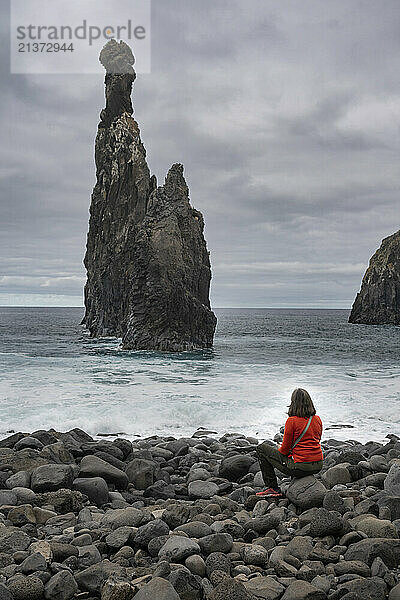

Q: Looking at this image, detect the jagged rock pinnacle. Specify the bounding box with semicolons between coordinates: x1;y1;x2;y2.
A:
82;41;217;351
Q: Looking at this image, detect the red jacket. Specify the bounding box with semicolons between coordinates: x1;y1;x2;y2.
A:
278;415;323;463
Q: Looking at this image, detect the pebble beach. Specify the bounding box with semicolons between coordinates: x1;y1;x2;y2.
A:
0;426;399;600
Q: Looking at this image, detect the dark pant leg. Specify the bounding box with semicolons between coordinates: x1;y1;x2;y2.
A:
288;459;323;479
256;442;293;488
257;443;323;488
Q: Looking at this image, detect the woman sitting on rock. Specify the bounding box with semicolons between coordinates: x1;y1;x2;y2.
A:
256;388;323;498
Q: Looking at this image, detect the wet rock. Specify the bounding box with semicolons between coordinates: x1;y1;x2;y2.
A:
0;433;25;449
40;442;73;465
9;449;49;473
14;437;43;451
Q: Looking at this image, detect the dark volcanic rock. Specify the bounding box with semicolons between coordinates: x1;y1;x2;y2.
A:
1;425;400;600
349;230;400;325
82;39;216;351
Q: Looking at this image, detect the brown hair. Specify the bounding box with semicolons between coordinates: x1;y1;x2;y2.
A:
288;388;316;418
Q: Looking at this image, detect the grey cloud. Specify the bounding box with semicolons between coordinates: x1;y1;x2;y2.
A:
1;0;399;307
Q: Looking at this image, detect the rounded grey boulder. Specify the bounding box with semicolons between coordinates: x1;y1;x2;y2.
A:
158;536;200;562
44;571;78;600
125;458;158;489
198;533;233;555
384;464;400;496
79;455;128;489
31;464;74;493
219;455;255;482
281;580;327;599
188;480;219;499
134;519;170;549
73;476;109;506
286;476;326;509
133;577;180;600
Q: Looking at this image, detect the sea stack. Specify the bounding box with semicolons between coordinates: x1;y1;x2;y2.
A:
349;230;400;325
82;40;216;350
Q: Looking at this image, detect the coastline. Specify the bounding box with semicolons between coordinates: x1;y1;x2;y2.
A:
2;308;400;448
0;426;399;599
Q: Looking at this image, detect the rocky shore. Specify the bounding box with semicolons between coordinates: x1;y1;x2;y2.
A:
0;428;399;600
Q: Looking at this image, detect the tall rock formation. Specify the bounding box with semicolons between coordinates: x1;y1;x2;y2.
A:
349;230;400;325
82;40;216;350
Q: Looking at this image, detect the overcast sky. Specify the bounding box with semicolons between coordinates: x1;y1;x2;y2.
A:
1;0;399;308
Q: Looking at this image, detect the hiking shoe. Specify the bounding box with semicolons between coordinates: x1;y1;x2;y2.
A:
256;487;282;498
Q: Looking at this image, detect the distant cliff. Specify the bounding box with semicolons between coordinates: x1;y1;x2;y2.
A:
349;230;400;325
82;40;216;351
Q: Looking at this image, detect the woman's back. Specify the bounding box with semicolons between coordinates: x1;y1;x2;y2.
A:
279;415;323;463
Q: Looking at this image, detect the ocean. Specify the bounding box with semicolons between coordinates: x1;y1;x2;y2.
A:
0;307;399;443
